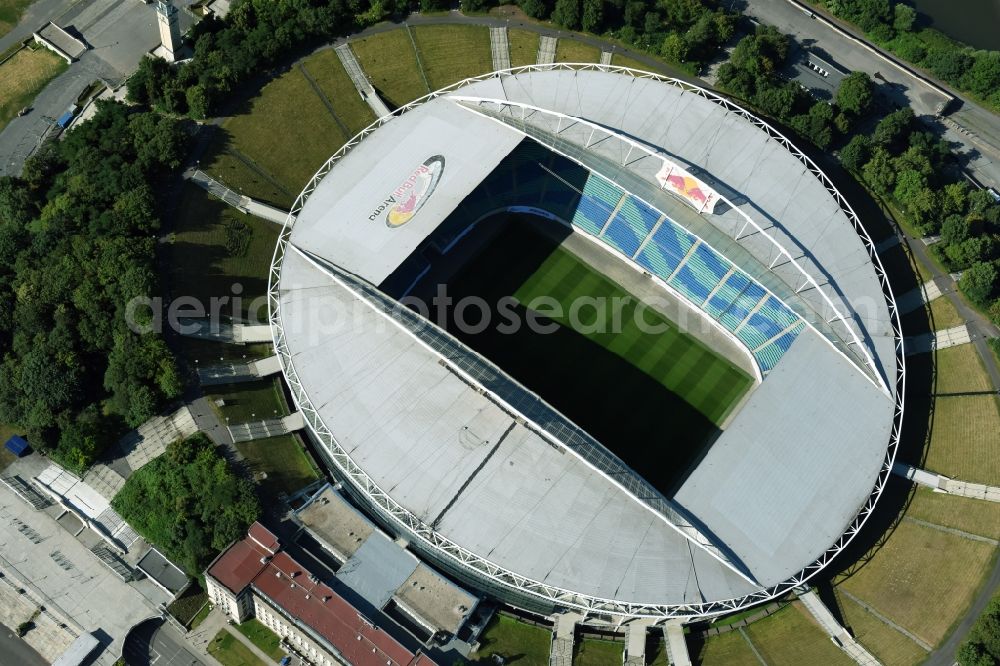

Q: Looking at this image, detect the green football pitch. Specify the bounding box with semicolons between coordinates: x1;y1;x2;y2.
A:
515;247;753;426
429;215;754;493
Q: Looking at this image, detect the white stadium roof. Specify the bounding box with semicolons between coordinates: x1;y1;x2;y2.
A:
271;66;904;618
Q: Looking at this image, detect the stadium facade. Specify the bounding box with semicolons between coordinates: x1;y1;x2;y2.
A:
268;65;905;620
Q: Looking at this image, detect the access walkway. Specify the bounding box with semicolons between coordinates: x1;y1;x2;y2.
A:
894;462;1000;502
184;168;290;224
549;612;580;666
335;43;392;118
537;35;557;64
904;324;972;354
228;412;304;443
624;619;655;666
197;355;282;386
663;621;691;666
798;590;881;665
896;279;945;315
490;27;510;70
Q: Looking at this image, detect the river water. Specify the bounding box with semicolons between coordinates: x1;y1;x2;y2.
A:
910;0;1000;51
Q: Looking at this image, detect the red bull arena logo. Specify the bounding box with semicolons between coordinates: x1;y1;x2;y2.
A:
370;155;446;228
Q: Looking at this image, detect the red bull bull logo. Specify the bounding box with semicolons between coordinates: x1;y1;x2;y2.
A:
369;156;445;228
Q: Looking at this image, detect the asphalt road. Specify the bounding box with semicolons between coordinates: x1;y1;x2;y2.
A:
121;619;205;666
743;0;1000;189
0;622;48;666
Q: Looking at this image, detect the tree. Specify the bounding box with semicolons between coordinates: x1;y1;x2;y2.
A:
893;169;928;206
839;134;872;172
959;261;1000;307
925;48;974;84
946;236;1000;269
753;82;799;120
892;3;916;32
552;0;581;29
518;0;552;18
660;33;689;64
185;84;211;119
873;107;914;149
961;51;1000;99
941;214;974;246
863;146;896;196
791;102;835;149
581;0;603;33
836;71;873;116
959;598;1000;665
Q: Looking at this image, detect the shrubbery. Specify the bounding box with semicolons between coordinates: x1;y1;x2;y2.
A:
112;433;260;574
0;101;187;471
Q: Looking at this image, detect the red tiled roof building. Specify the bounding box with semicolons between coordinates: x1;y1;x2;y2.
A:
205;522;438;666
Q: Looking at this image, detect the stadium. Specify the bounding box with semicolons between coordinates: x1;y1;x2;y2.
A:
267;64;905;620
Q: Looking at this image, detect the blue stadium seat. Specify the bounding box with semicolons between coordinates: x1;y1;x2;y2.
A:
571;175;624;234
601;197;661;257
754;322;805;372
667;244;729;305
635;219;695;280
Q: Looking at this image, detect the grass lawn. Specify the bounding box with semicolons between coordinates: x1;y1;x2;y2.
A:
235;435;318;499
472;615;550;665
690;630;760;666
0;46;67;132
836;519;996;647
208;629;267;666
508;28;539;67
412;25;494;90
934;344;993;395
167;183;278;322
923;393;1000;485
216;67;344;198
907;486;1000;540
572;638;622;666
836;591;928;666
351;30;429;108
743;602;853;666
203;149;295;209
902;294;964;334
0;0;31;37
177;338;274;366
300;48;377;134
207;376;287;424
514;246;753;425
927;297;965;331
611;51;691;78
235;619;286;661
554;38;601;63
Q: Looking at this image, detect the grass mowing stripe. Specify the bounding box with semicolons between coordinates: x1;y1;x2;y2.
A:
514;245;751;425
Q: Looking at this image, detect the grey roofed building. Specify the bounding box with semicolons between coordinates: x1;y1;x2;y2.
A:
270;66;903;618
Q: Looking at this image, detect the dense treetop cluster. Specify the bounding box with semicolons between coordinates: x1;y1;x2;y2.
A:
0;101;187;471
